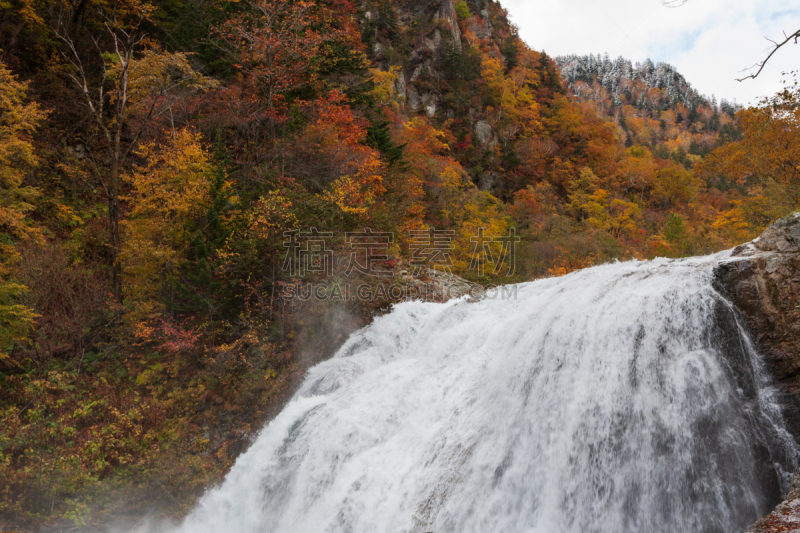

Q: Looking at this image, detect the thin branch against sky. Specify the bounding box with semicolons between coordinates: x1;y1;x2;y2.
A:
502;0;800;104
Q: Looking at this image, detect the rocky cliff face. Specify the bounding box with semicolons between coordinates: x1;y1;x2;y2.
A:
715;213;800;435
713;212;800;532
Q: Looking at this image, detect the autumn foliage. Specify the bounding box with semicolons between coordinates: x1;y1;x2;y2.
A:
0;0;798;528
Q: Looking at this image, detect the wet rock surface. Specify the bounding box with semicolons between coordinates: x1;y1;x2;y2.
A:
714;213;800;532
715;213;800;436
747;470;800;533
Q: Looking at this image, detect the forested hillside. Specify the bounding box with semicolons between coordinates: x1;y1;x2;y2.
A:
1;0;798;528
556;54;743;156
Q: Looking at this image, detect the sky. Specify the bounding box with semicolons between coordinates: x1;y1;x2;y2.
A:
500;0;800;106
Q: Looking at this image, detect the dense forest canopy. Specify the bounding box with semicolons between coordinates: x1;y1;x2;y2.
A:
0;0;798;528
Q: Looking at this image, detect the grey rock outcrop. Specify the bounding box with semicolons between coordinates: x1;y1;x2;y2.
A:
474;120;499;149
393;260;481;302
467;8;492;38
394;70;407;102
434;0;462;51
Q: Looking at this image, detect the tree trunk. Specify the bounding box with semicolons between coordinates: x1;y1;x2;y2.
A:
109;154;122;303
269;233;276;319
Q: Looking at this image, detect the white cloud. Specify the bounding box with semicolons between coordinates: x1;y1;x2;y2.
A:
501;0;800;105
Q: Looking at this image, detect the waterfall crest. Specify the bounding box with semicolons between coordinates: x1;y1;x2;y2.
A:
170;253;798;533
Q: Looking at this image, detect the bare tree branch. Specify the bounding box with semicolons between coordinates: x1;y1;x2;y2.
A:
661;1;797;82
737;30;800;82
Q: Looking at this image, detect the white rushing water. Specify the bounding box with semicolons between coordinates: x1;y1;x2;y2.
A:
168;253;798;533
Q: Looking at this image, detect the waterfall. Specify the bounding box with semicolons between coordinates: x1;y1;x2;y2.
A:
168;253;798;533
